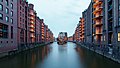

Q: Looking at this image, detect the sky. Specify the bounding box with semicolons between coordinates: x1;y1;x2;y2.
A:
28;0;91;37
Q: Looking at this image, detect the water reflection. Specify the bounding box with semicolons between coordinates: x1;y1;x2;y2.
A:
58;45;67;52
75;45;120;68
0;45;51;68
36;42;82;68
0;42;120;68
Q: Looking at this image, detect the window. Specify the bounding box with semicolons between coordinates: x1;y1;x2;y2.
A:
11;11;13;16
119;17;120;26
20;17;21;21
22;8;24;12
104;35;105;41
0;23;8;38
23;19;24;23
0;13;3;20
20;6;21;10
11;18;13;24
0;31;2;38
0;4;3;11
20;0;22;4
6;16;9;22
11;3;13;9
6;8;9;14
11;26;13;39
20;12;21;16
118;33;120;41
5;0;9;6
119;4;120;10
11;0;13;2
22;14;24;17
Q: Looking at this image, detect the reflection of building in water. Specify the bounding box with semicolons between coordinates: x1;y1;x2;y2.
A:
75;46;85;62
58;45;67;52
41;46;50;61
31;53;36;68
29;46;51;66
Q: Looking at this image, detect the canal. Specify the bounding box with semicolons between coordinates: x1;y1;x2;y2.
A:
0;42;120;68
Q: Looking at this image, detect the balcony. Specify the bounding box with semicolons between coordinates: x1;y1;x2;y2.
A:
94;0;103;2
30;29;35;32
82;29;85;31
82;24;84;26
96;32;102;35
41;26;44;29
94;23;103;27
29;25;35;28
82;32;85;34
93;15;103;20
30;34;35;38
30;17;35;21
30;21;35;24
30;14;35;17
82;33;84;35
80;28;82;30
93;1;103;8
83;25;85;27
93;7;103;14
29;12;35;16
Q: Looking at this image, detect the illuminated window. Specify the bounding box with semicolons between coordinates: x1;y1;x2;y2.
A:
0;4;3;11
119;5;120;10
11;18;13;24
118;33;120;41
11;11;13;16
5;0;9;6
0;13;3;20
6;8;9;14
6;16;9;22
11;3;13;9
104;35;105;41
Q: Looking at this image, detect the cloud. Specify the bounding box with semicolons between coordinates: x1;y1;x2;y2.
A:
28;0;91;37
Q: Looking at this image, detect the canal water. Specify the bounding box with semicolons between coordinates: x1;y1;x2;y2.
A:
0;42;120;68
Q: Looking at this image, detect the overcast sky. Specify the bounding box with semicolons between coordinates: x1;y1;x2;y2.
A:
28;0;91;37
